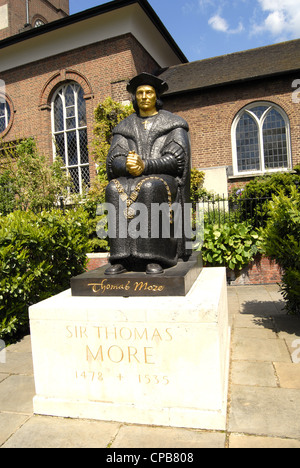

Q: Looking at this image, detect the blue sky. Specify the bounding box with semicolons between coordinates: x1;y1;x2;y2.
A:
70;0;300;62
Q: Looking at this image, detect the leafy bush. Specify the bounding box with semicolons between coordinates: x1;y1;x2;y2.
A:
0;170;16;215
263;187;300;314
202;222;263;271
92;97;134;190
0;209;90;342
190;168;205;205
0;138;71;214
236;172;300;227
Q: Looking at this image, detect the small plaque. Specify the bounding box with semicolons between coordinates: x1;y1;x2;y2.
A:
71;253;203;297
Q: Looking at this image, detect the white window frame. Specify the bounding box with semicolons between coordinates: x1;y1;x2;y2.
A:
0;98;10;135
231;102;292;176
51;82;90;195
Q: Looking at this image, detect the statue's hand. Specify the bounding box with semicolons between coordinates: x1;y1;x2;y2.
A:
126;151;145;177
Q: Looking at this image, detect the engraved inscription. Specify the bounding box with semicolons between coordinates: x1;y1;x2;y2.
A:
66;324;173;386
87;279;165;294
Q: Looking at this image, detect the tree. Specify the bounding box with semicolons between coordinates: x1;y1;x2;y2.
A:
92;97;134;201
0;138;71;213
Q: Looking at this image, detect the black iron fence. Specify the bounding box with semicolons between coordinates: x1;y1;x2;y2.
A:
196;195;273;228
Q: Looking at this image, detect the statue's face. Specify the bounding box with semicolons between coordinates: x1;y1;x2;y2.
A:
136;85;157;113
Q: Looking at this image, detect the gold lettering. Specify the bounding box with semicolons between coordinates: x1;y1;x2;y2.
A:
134;328;148;341
66;326;73;338
134;281;147;291
151;328;162;341
133;281;165;292
165;328;173;341
120;327;132;340
88;280;132;294
105;327;118;340
80;327;88;338
144;347;155;364
128;346;140;363
107;345;124;363
93;326;102;338
86;345;103;362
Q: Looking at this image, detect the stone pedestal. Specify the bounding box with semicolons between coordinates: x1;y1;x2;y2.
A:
29;267;230;430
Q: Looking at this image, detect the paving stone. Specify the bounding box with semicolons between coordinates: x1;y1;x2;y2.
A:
231;361;277;387
274;363;300;389
232;336;290;362
274;316;300;340
0;413;30;446
234;314;275;330
229;433;300;448
6;336;32;354
0;375;35;414
240;302;280;317
1;285;300;448
111;425;226;448
233;327;277;340
1;415;121;448
0;374;9;384
0;351;33;375
229;385;300;439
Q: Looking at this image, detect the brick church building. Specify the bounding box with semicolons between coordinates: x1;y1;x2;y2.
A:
0;0;299;197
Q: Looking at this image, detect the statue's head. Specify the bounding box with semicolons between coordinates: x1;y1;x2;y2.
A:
127;73;168;115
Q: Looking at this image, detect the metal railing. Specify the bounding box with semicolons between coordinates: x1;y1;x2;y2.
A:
196;195;273;228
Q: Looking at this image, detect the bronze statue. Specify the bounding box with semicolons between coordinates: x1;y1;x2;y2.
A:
105;73;191;275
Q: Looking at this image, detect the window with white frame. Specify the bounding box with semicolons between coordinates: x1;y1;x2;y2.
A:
52;83;90;194
0;98;11;135
232;102;291;175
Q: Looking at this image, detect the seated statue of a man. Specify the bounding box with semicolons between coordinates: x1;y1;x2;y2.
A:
105;72;191;276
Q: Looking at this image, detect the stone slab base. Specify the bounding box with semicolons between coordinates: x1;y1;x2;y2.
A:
29;267;230;430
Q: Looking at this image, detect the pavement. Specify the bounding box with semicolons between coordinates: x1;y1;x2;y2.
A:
1;284;300;448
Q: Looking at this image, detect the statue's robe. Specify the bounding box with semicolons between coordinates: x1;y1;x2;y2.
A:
106;110;191;270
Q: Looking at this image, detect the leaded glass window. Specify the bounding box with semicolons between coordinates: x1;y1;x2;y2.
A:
232;103;291;175
52;83;90;194
0;99;11;135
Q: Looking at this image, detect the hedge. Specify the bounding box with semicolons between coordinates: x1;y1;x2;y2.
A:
263;186;300;314
0;209;90;342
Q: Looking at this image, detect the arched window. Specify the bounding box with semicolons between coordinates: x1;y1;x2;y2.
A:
0;98;11;135
34;19;45;27
232;103;291;175
52;83;90;194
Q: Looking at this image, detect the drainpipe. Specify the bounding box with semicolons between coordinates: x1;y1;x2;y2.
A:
25;0;30;26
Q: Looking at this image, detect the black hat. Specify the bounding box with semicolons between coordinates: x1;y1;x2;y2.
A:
127;72;168;95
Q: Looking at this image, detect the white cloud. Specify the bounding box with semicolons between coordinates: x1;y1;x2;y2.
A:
208;14;244;34
208;14;228;32
253;0;300;38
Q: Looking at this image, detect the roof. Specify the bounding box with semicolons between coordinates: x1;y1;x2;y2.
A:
158;39;300;95
0;0;188;72
0;0;187;63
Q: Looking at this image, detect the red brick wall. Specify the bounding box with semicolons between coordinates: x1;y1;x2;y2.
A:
227;255;282;286
0;33;159;182
163;73;300;172
86;254;109;271
0;0;69;41
85;252;282;286
1;26;299;185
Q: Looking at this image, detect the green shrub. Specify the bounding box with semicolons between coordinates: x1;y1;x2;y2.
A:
236;172;300;227
0;138;71;214
202;222;263;271
92;97;134;190
0;209;90;342
0;170;16;215
263;186;300;314
190;169;205;205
